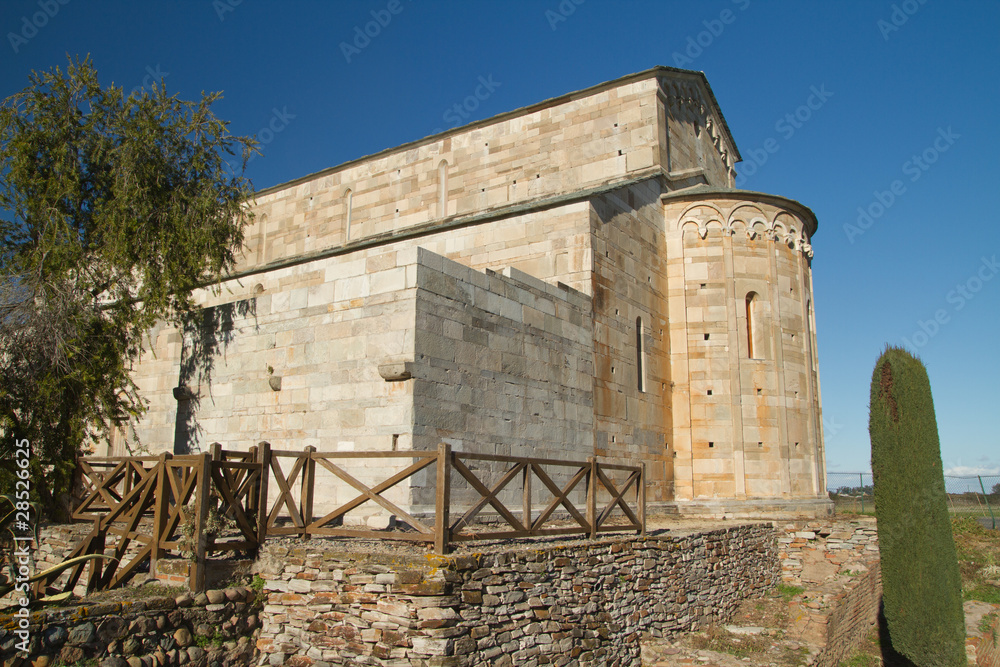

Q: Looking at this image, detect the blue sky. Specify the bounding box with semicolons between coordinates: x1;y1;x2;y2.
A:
2;0;997;477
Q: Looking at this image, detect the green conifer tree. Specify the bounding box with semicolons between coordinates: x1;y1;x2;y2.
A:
869;346;965;666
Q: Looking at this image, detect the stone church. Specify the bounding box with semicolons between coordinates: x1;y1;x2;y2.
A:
126;66;831;518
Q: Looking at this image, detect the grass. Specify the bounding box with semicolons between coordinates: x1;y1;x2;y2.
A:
195;631;225;649
776;583;804;600
689;627;771;659
952;516;1000;604
835;517;1000;666
980;612;998;644
838;621;883;667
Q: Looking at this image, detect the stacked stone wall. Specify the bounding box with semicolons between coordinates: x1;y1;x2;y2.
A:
0;586;261;667
254;524;777;666
778;519;882;667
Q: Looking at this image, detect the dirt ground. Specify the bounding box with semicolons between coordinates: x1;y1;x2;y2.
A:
642;515;1000;667
641;586;817;667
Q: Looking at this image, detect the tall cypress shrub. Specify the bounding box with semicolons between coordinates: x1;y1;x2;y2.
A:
869;346;965;666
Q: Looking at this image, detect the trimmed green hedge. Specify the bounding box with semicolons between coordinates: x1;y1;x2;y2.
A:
869;346;965;666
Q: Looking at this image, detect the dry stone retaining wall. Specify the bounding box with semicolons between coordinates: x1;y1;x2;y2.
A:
778;519;882;667
0;586;261;667
253;524;777;666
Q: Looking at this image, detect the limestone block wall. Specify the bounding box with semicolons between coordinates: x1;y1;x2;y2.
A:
660;75;739;187
120;66;831;517
409;249;595;510
663;190;825;510
589;179;674;502
132;249;419;460
237;68;737;275
130;198;592;449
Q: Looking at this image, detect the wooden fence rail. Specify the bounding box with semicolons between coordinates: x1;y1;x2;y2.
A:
54;443;644;594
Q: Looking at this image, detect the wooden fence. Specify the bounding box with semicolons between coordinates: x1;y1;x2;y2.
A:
47;443;644;593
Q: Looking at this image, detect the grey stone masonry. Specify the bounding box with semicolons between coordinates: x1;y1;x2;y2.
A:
253;524;777;666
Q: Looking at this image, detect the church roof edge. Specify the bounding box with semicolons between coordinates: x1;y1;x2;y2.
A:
254;66;740;198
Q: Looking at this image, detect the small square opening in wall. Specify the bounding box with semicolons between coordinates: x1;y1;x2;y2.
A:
700;283;707;289
708;442;714;448
756;388;762;395
707;390;713;396
758;442;763;448
794;442;800;449
612;435;617;443
704;334;710;340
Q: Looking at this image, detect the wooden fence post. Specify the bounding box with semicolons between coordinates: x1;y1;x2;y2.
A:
190;451;212;592
151;453;171;578
210;442;222;462
256;442;271;546
301;446;316;539
434;443;451;554
247;445;259;524
638;462;646;536
587;457;597;539
522;462;532;533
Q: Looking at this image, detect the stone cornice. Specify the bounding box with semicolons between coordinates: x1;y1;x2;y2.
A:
660;186;819;238
253;66;738;199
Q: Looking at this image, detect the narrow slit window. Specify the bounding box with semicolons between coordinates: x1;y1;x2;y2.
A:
636;316;646;393
437;160;449;218
344;189;353;242
746;291;758;359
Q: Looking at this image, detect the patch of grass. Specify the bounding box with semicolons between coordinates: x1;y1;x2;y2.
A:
980;612;998;642
776;583;805;600
195;629;225;649
965;583;1000;604
690;627;771;659
837;626;883;667
952;516;1000;605
251;573;267;603
839;654;879;667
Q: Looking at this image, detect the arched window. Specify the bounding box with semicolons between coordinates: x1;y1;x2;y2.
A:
746;292;758;359
437;160;449;218
344;188;353;241
636;316;646;393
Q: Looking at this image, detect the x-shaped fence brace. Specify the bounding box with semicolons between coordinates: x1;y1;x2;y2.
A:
73;456;159;521
62;443;644;593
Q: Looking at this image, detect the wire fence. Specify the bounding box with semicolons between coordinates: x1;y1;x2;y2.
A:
827;472;1000;528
